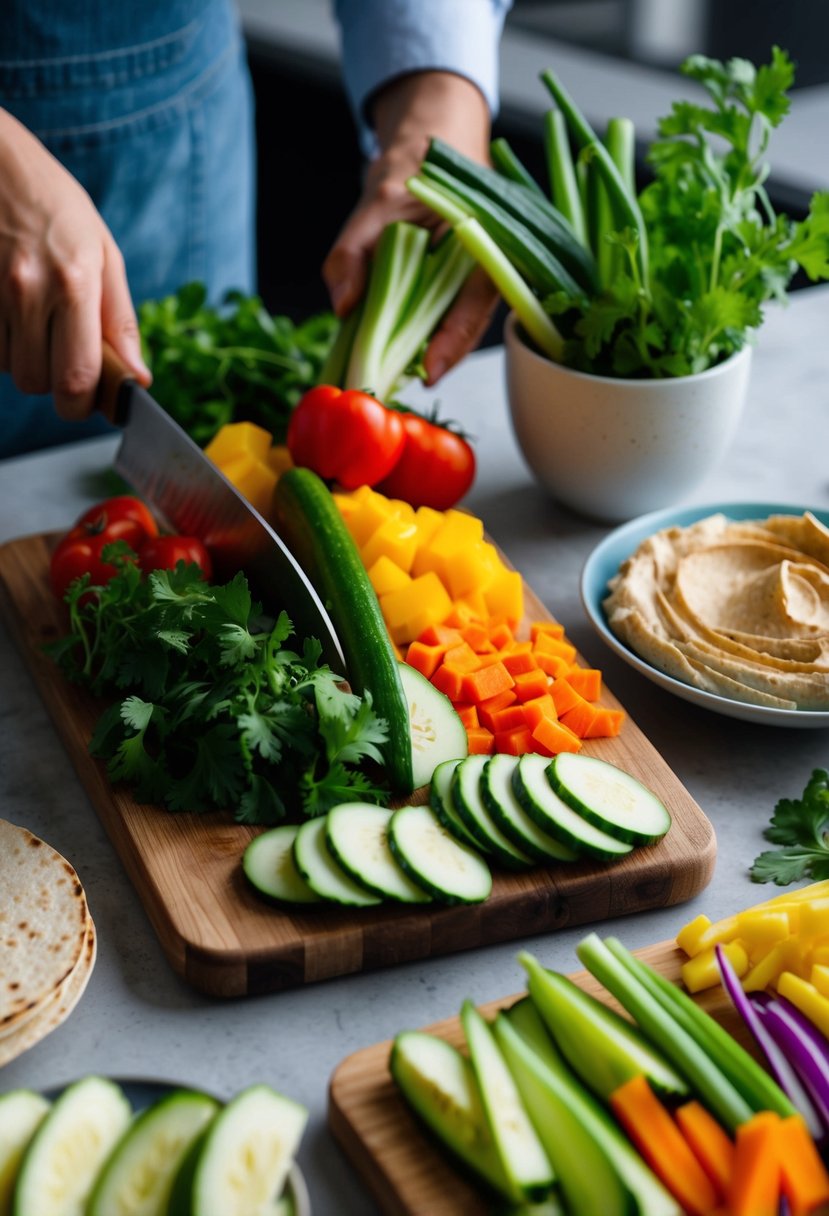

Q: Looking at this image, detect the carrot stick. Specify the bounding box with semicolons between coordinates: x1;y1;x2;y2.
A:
675;1100;734;1199
777;1114;829;1216
729;1111;781;1216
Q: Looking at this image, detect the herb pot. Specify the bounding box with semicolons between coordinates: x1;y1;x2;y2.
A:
504;312;753;524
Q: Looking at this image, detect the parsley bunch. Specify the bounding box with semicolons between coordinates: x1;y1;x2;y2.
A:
750;769;829;885
48;547;389;823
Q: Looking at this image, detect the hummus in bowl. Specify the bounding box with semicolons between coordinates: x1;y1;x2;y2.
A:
604;511;829;711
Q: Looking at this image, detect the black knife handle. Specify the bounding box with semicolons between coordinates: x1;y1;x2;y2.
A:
95;342;136;427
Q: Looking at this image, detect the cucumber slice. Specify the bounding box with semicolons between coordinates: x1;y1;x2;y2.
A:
453;756;535;869
461;1001;554;1203
86;1089;219;1216
398;662;468;790
12;1075;131;1216
389;804;492;905
550;754;672;846
514;755;633;862
482;755;578;863
0;1090;50;1216
390;1031;514;1200
170;1085;307;1216
430;759;481;851
293;817;381;907
325;803;431;903
243;826;321;906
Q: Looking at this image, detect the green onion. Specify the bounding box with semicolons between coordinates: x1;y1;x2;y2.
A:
490;137;544;196
543;110;587;247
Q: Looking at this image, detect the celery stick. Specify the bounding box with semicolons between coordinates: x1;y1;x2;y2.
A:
543;110;587;247
318;299;363;387
595;119;636;286
406;175;470;228
490;138;544;196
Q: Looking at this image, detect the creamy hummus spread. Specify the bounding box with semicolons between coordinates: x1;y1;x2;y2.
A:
603;512;829;710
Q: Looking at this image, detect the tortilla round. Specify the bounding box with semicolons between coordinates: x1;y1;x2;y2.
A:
0;821;89;1037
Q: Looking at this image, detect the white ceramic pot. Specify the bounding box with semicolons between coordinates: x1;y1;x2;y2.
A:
504;312;753;523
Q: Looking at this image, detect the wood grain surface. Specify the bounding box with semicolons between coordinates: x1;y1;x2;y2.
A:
0;532;716;998
328;941;752;1216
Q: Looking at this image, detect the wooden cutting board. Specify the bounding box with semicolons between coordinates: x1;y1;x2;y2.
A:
0;531;715;998
328;941;751;1216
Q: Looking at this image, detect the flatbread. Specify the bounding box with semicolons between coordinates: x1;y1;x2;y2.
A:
0;821;89;1037
0;916;96;1068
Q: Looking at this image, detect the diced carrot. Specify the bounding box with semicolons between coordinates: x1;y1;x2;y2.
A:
504;640;534;655
460;662;514;705
419;624;462;647
467;726;495;755
443;603;479;628
674;1101;734;1199
533;633;577;664
431;664;465;701
476;689;517;723
531;716;582;755
476;651;513;668
443;641;482;673
565;667;602;701
610;1077;718;1216
530;620;566;642
560;700;600;739
550;676;582;716
512;668;551;703
501;650;539;677
777;1114;829;1216
522;694;557;731
484;705;528;735
534;652;573;679
405;641;446;680
460;622;494;652
489;622;515;650
455;703;479;729
494;726;536;756
729;1112;781;1216
584;707;626;738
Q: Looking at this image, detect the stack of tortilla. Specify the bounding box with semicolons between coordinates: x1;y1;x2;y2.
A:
0;820;96;1067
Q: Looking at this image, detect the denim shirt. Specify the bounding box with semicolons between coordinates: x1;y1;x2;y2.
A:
0;0;255;457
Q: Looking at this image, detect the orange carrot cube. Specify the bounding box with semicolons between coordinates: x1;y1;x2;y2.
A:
406;641;446;680
531;716;582;755
466;726;495;755
494;726;536;755
512;669;551;703
460;662;514;705
530;620;566;642
565;667;602;701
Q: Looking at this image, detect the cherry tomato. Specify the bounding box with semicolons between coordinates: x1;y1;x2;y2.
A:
50;534;131;600
137;535;213;579
65;495;158;550
375;412;476;510
286;385;405;489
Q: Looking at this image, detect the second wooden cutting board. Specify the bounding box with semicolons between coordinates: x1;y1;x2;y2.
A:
0;531;716;998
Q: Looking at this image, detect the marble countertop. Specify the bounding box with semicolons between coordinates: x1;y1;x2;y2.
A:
1;286;829;1215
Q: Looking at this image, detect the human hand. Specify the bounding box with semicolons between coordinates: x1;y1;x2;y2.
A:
0;109;150;420
323;72;499;386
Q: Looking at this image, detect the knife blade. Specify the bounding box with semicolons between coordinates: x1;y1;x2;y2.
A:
97;344;345;671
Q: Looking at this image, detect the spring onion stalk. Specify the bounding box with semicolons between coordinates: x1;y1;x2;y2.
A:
603;937;795;1121
344;221;429;392
318;298;363;386
543;109;587;246
541;69;649;284
595;118;637;287
490;137;544;196
576;934;754;1132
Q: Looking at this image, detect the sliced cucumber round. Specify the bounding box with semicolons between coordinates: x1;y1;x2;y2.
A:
514;755;633;862
12;1075;131;1216
293;817;382;907
550;753;672;846
482;754;578;864
388;804;492;905
398;662;468;790
243;826;322;906
325;803;432;903
168;1085;307;1216
0;1090;50;1216
430;759;481;852
86;1089;219;1216
452;756;535;869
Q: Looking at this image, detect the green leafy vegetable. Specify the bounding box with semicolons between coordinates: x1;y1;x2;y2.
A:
750;769;829;885
48;548;389;823
138;283;338;446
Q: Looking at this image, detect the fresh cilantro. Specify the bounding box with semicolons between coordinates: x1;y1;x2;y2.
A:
47;557;391;824
750;769;829;885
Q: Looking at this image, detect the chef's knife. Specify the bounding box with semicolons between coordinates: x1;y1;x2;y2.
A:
96;344;345;671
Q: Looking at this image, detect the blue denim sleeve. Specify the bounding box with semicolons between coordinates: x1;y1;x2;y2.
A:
333;0;512;152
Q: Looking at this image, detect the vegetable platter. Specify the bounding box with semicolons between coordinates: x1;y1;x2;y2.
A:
327;940;762;1216
0;529;715;998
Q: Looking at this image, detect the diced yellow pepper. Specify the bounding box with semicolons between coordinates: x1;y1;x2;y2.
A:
204;420;273;465
777;971;829;1039
411;511;484;582
367;555;411;597
676;915;713;957
483;568;524;628
742;940;802;992
683;914;741;958
811;963;829;999
810;942;829;968
385;497;416;524
217;453;278;519
797;898;829;939
361;517;419;573
681;940;748;994
735;909;793;958
333;492;359;523
413;506;444;553
340;486;391;546
454;588;489;623
265;444;293;476
443;540;500;600
380;572;453;646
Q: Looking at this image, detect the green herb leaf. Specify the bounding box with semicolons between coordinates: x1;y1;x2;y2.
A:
750;769;829;884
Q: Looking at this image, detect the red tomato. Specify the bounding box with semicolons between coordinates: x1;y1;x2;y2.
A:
66;495;158;550
137;535;213;579
286;385;405;489
50;534;130;599
376;412;476;510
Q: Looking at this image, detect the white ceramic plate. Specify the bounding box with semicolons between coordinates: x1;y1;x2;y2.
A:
580;500;829;728
41;1078;311;1215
